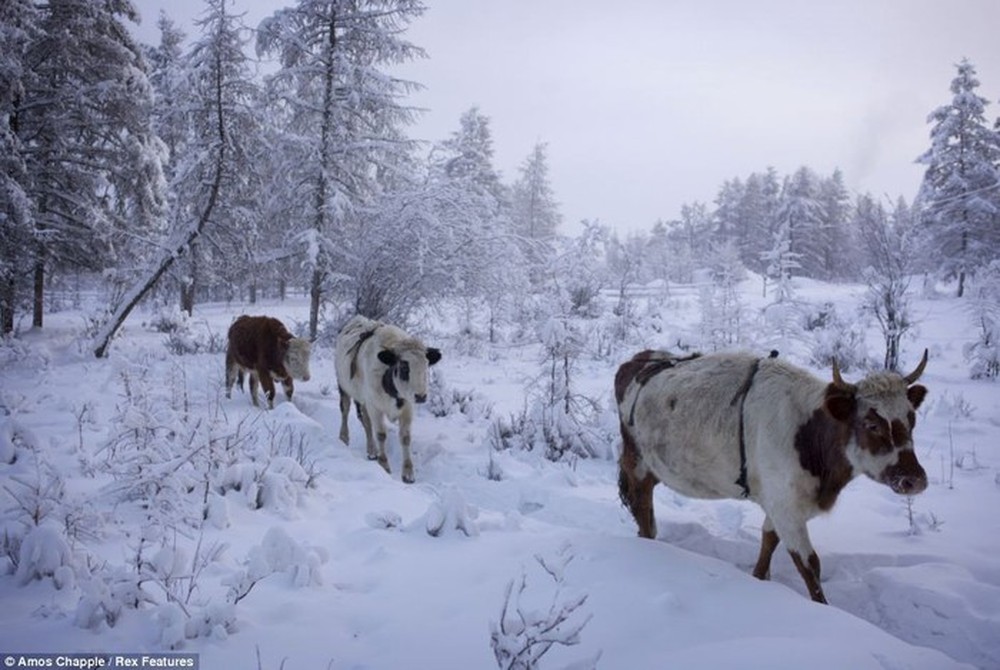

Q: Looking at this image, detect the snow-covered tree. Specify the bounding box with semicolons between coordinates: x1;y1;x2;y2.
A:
257;0;426;338
428;107;524;336
815;169;853;280
917;58;1000;297
169;0;265;314
0;0;41;333
736;168;781;273
510;142;561;285
856;194;916;371
712;177;744;249
777;167;825;278
700;240;746;350
15;0;167;330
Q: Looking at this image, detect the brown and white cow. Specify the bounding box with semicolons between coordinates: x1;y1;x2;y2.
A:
225;315;311;409
616;349;929;604
334;315;441;483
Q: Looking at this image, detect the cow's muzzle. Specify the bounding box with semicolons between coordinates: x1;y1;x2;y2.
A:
414;393;427;404
881;450;928;495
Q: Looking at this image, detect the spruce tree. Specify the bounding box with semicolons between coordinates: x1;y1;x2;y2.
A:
917;58;1000;297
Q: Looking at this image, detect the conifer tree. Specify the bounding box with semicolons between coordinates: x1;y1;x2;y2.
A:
917;58;1000;297
16;0;167;330
257;0;425;338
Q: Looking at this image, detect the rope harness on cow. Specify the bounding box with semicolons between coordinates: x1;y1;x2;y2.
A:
348;327;378;378
729;350;779;498
626;352;702;427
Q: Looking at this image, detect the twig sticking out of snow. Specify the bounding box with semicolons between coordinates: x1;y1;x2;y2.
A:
490;547;600;670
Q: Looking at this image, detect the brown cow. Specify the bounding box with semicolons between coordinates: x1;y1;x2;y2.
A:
616;348;929;604
225;315;311;409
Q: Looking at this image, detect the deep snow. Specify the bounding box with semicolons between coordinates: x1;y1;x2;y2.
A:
1;277;998;669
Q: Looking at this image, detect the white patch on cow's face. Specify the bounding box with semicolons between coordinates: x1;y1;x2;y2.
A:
844;374;927;496
285;338;312;381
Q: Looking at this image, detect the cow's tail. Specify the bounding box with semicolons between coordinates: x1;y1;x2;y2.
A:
617;420;643;508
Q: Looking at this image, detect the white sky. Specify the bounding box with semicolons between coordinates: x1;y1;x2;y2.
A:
130;0;1000;234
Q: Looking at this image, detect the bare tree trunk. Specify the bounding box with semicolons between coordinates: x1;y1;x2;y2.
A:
0;274;15;334
180;244;197;316
32;247;44;328
309;268;322;340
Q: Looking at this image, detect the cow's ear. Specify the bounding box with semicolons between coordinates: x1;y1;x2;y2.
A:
824;385;856;423
426;348;442;366
378;349;397;366
907;384;927;410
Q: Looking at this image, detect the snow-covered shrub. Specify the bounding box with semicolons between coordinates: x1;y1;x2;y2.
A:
147;306;188;333
423;486;479;538
806;302;868;372
964;261;1000;379
504;317;608;462
2;447;65;527
490;547;600;670
428;368;493;421
225;527;327;604
14;523;73;587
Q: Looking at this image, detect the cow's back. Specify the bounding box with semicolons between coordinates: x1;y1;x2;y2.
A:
334;315;381;400
228;315;290;370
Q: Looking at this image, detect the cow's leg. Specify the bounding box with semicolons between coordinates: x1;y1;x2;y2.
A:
224;353;237;399
281;376;294;402
258;369;277;409
752;517;780;580
248;371;261;407
618;425;658;539
356;402;377;460
338;387;351;445
399;403;415;484
370;408;391;474
770;514;826;604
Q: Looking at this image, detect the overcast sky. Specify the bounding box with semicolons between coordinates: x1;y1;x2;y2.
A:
130;0;1000;234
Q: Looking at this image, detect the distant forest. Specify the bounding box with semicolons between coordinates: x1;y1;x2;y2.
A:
2;1;999;360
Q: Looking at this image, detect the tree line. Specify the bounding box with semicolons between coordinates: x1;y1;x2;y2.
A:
2;1;999;359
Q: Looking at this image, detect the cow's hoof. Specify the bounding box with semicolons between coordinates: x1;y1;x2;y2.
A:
339;432;349;445
377;456;391;474
402;472;415;484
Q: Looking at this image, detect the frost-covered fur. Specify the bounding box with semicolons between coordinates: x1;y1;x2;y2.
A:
334;315;441;483
617;350;929;604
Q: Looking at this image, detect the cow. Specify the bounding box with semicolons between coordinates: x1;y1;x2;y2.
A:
615;348;929;604
225;315;312;409
334;315;441;483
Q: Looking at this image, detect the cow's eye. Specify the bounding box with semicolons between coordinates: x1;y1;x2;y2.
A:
864;421;881;433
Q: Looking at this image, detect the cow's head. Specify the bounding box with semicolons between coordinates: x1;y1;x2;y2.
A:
378;344;442;404
824;350;929;496
284;337;312;382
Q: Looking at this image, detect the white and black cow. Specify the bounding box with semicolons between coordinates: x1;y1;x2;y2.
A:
615;349;929;604
334;315;441;483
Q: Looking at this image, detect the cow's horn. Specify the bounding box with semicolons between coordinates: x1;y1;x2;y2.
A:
831;358;849;388
903;349;929;384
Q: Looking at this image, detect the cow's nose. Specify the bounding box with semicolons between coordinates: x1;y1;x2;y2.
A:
302;374;311;382
414;393;427;404
893;475;928;496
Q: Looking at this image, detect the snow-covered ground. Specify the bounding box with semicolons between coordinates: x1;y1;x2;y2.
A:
1;278;998;669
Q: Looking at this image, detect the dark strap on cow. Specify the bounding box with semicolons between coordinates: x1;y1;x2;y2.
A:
627;352;701;426
729;350;779;498
348;327;378;378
